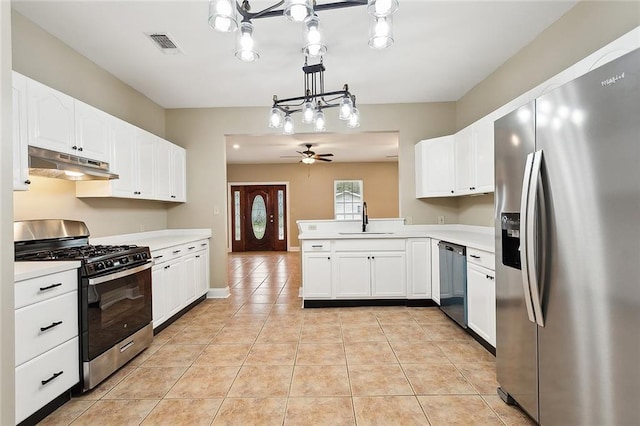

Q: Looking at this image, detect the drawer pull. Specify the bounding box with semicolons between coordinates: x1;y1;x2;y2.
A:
311;245;323;248
41;371;63;386
486;275;495;281
164;265;170;270
120;340;134;352
40;321;63;332
172;250;182;254
188;246;196;250
196;255;200;258
469;255;481;259
39;282;63;291
201;243;207;246
153;255;164;259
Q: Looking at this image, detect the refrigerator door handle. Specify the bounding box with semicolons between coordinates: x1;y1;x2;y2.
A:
519;152;537;324
527;150;545;327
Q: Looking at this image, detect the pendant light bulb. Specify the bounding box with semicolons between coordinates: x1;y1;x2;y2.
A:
347;107;360;128
283;114;294;135
369;15;394;49
303;15;327;58
235;21;259;62
284;0;313;22
339;96;353;120
314;110;326;132
302;101;315;124
367;0;398;17
208;0;238;32
269;107;283;128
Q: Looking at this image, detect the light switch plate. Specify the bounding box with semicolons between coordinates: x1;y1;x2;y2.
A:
438;216;445;224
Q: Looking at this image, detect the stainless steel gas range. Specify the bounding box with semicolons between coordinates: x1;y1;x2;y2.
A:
14;219;153;392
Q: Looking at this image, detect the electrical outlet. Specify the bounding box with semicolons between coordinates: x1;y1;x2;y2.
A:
437;216;445;225
405;216;413;225
139;224;145;232
213;206;220;215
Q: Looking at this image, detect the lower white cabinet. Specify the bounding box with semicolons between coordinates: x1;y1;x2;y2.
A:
407;238;431;298
14;265;80;424
151;239;210;329
333;249;406;298
431;239;441;305
302;253;332;299
466;249;496;347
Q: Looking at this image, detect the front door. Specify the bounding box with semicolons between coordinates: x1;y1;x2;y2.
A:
231;185;287;252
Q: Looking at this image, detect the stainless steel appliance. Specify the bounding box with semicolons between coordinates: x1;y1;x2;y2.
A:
494;48;640;425
438;241;467;328
28;146;119;181
14;219;153;392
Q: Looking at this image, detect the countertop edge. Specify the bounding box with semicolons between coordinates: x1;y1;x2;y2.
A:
91;229;212;251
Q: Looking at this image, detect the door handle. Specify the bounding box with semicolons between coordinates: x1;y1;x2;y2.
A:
527;150;545;327
520;152;537;325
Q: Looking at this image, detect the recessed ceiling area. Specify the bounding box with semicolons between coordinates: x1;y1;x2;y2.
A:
226;132;398;164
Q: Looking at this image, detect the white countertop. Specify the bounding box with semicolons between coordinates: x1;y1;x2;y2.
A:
91;228;212;252
298;223;495;252
15;261;81;282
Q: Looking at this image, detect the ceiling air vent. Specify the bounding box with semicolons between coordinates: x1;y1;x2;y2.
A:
146;33;183;55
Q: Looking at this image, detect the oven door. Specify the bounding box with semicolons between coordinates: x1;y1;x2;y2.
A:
81;262;152;361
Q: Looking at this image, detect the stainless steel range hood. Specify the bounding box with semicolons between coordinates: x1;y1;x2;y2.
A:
28;146;119;181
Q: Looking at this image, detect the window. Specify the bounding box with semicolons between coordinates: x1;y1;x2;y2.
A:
334;180;363;220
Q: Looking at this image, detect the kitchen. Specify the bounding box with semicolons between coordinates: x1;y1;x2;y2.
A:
1;1;640;425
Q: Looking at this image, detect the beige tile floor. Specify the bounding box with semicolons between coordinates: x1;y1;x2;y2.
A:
39;252;534;425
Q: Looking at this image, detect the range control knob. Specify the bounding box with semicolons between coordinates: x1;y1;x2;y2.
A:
133;253;142;261
105;259;114;268
95;262;105;271
120;257;129;264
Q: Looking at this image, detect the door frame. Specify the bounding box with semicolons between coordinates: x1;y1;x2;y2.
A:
227;181;292;252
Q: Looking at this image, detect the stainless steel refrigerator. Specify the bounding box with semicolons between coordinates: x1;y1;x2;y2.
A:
494;48;640;425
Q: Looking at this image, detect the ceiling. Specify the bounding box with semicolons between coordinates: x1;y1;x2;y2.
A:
12;0;577;163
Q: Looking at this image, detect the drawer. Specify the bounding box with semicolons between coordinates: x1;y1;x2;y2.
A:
334;239;405;252
15;269;77;309
15;291;79;366
151;245;183;264
184;239;209;254
15;337;80;424
302;240;332;252
467;248;495;270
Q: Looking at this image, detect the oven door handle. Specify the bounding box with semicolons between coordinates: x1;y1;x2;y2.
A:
88;261;153;286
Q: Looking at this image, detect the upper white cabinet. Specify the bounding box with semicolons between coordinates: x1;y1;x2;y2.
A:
27;78;75;155
74;100;112;161
454;126;474;195
171;145;187;202
109;118;137;197
134;129;156;199
455;118;495;195
154;139;187;202
415;135;455;198
12;72;30;191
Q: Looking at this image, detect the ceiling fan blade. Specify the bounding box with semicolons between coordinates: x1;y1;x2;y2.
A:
296;151;304;155
316;157;332;162
316;153;334;157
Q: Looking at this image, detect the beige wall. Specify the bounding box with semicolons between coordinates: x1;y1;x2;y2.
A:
166;103;458;289
1;2;15;423
455;1;640;226
227;162;399;247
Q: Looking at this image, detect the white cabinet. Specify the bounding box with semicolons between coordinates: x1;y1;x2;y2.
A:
109;118;137;197
415;135;455;198
155;139;187;202
334;249;406;299
135;129;156;199
14;266;79;424
303;253;333;299
27;78;75;154
12;72;30;190
74;100;111;161
466;248;496;348
431;239;441;305
151;239;211;329
455;119;494;196
407;238;431;299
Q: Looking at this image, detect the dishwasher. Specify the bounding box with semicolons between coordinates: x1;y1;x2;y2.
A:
438;241;467;328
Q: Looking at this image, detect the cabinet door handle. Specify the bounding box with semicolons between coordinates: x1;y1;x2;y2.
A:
188;246;196;250
486;275;495;280
470;186;476;190
72;146;78;150
367;256;371;260
78;147;83;152
153;255;164;259
371;256;375;260
327;257;330;260
469;254;481;259
451;190;454;194
201;243;207;247
164;265;170;270
40;321;63;332
39;282;62;291
25;179;31;185
41;371;64;386
196;255;200;258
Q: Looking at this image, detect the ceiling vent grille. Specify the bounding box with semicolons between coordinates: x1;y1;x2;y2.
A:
146;33;183;55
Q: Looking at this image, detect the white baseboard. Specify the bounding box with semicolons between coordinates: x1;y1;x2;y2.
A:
207;286;230;298
289;246;300;252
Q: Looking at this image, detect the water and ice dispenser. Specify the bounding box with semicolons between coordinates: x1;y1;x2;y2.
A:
501;213;521;270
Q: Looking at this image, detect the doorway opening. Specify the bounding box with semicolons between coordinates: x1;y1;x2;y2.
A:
230;184;287;252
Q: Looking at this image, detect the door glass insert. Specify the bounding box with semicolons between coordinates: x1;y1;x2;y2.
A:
234;191;241;241
251;195;267;240
278;190;284;240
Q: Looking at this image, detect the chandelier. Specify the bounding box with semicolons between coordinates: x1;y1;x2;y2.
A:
268;58;359;135
208;0;399;62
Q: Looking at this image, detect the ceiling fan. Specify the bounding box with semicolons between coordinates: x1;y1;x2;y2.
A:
282;144;333;164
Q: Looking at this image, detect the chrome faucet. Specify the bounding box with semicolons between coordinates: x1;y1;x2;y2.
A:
362;202;368;232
